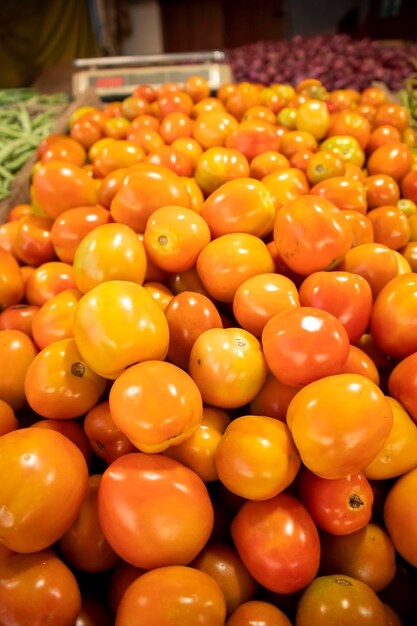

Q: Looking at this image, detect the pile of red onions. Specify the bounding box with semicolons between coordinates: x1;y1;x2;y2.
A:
227;34;417;91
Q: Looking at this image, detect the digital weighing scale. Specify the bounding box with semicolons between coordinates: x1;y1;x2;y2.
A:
72;51;234;99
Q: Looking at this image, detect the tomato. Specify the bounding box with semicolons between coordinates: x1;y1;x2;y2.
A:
342;210;374;247
337;243;398;300
231;493;320;594
249;151;290;180
367;124;402;154
25;261;76;307
93;140;145;177
115;565;226;626
197;232;274;303
172;137;204;170
367;141;412;181
298;271;373;343
233;272;299;338
0;329;38;411
319;135;365;167
40;135;87;166
31;288;82;349
200;177;275;238
249;373;299;422
0;248;24;310
73;280;169;379
297;468;373;535
370;273;417;359
127;127;165;153
193;111;239;148
164;291;223;370
287;374;393;479
262;167;309;211
50;205;112;264
310;176;367;214
0;399;18;436
189;327;267;409
163;406;230;483
339;344;380;385
13;214;56;265
25;338;106;419
280;131;318;158
98;453;214;568
110;163;191;233
70;117;102;149
0;427;88;552
388;351;417;424
306;150;345;185
0;303;38;338
215;414;300;500
274;195;352;275
31;161;97;219
121;96;150;120
143;205;210;272
367;205;410;250
226;600;292;626
145;145;193;176
184;75;210;102
0;549;81;626
277;106;297;129
0;221;19;253
191;543;258;617
384;466;417;567
29;417;93;467
374;103;409;133
401;168;417;203
242;105;277;124
103;116;130;140
365;174;400;209
73;222;147;293
225;119;281;161
59;474;119;573
156;91;193;118
84;400;136;464
109;561;145;615
295;575;388;626
262;307;350;387
224;84;261;121
195;147;250;196
360;86;388;106
109;360;203;453
296;100;330;139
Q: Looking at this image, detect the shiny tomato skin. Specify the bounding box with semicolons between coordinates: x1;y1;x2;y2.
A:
29;418;93;468
115;565;226;626
59;474;120;573
73;280;169;379
226;600;292;626
98;453;214;569
287;374;393;479
13;214;56;266
388;351;417;423
298;271;373;343
24;338;107;420
383;466;417;566
0;549;82;626
0;428;88;552
370;274;417;359
297;469;374;535
273;195;353;276
262;307;350;388
231;493;320;594
31;288;82;349
295;575;388;626
84;400;137;464
0;248;24;310
0;329;38;412
109;360;203;453
0;303;39;338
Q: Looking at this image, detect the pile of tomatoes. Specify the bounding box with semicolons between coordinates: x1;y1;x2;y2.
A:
2;75;417;625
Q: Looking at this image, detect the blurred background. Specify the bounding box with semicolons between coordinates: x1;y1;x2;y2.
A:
0;0;416;91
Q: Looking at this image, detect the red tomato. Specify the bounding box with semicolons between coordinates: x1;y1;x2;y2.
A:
0;304;39;338
262;307;350;388
98;453;214;569
388;351;417;424
231;493;320;594
287;374;393;479
226;600;292;626
298;271;373;343
0;428;88;552
297;468;374;535
84;400;137;464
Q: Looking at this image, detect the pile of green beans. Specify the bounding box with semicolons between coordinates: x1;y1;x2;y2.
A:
0;90;69;200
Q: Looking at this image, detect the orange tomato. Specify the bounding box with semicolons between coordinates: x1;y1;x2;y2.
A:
306;150;345;185
287;373;393;479
280;130;318;158
249;373;299;422
24;261;76;306
159;111;193;144
93;140;145;177
225;119;281;161
367;124;402;153
13;214;56;266
145;145;193;177
226;600;292;626
110;163;190;233
215;415;300;500
0;398;18;436
367;205;410;250
194;147;250;196
310;176;367;214
0;329;38;411
84;400;137;464
296;100;330;139
365;174;400;209
367;141;412;181
31;288;82;349
374;103;409;133
274;195;353;275
328;110;371;149
249;151;290;179
196;233;274;303
189;327;267;409
193;111;239;149
171;137;204;170
342;210;374;246
184;75;210;102
0;248;24;310
337;243;398;299
262;167;309;211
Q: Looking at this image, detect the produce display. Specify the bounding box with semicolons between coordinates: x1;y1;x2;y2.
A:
2;75;417;624
228;33;417;92
0;89;69;200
